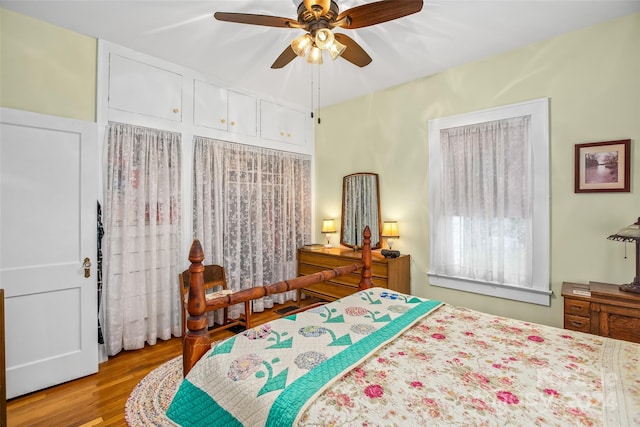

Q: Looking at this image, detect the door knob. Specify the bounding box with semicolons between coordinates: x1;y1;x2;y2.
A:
83;257;92;278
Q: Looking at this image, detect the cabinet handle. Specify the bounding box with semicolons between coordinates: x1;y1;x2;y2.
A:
570;321;584;328
221;119;226;124
280;131;285;136
173;108;179;113
570;305;584;311
287;133;291;138
231;121;236;126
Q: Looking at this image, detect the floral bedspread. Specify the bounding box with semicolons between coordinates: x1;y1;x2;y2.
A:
299;303;640;426
166;288;442;426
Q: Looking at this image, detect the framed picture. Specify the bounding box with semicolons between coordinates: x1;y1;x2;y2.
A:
574;139;631;193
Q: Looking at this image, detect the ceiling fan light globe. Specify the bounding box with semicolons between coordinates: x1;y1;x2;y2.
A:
291;33;313;57
307;46;323;64
328;39;346;60
315;28;335;50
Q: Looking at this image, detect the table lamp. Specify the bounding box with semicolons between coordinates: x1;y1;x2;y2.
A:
607;216;640;294
321;218;336;248
381;221;400;258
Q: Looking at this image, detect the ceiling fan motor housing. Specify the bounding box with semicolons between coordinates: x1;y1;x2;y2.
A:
297;1;340;36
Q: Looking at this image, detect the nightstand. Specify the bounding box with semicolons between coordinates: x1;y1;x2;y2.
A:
561;281;640;343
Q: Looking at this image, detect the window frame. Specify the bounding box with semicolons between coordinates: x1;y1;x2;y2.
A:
427;98;550;305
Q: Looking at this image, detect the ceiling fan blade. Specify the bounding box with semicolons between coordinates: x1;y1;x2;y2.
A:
214;12;299;28
336;0;423;29
303;0;331;16
271;46;298;69
334;33;372;67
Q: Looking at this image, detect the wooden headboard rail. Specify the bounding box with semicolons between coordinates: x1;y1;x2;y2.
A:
183;226;373;375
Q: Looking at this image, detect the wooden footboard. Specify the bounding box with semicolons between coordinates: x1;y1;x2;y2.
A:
183;226;374;375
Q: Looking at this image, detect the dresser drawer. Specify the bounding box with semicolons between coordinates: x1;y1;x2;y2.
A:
561;282;640;343
564;314;590;333
298;282;355;301
564;298;590;317
298;251;388;278
298;264;387;288
297;247;410;301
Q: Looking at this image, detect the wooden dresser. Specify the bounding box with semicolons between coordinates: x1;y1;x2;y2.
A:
297;247;410;301
561;281;640;343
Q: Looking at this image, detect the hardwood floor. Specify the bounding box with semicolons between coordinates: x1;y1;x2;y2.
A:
6;298;318;427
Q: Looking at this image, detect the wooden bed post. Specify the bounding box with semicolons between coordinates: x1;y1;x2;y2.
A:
181;228;374;376
358;226;373;290
182;240;212;376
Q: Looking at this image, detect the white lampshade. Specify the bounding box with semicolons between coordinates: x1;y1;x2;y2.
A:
328;39;346;60
321;218;336;233
307;46;323;64
382;221;399;250
314;28;335;50
291;34;313;57
321;218;336;248
608;217;640;242
382;221;399;238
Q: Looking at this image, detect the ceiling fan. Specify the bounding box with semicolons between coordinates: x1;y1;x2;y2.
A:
214;0;424;68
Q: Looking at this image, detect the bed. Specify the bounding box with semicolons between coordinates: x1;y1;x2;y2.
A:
167;227;640;426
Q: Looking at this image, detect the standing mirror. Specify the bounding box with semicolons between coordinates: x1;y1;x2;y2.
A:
341;172;382;249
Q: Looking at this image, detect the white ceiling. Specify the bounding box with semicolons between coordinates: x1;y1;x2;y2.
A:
2;0;639;109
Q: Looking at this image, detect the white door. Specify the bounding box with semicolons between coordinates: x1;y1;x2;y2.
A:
0;108;98;399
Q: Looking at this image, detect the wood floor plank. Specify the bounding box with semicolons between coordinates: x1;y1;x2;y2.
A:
6;298;318;426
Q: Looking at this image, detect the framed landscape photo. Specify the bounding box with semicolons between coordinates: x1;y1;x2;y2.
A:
574;139;631;193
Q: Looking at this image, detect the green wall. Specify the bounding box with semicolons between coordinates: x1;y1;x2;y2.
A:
314;13;640;328
0;8;97;121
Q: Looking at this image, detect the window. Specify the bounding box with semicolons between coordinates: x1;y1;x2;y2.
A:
428;98;550;305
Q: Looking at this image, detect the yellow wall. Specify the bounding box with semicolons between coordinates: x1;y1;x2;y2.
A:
2;7;638;328
315;13;640;327
0;8;97;121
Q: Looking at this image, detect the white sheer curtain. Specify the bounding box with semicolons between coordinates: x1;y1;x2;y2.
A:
102;122;182;356
193;137;311;317
431;116;532;287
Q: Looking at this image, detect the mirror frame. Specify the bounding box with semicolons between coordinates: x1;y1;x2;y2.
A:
340;172;382;249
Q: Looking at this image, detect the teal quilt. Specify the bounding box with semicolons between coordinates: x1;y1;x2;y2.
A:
166;288;442;426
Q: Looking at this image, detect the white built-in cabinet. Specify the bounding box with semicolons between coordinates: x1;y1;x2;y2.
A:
193;80;257;137
260;100;307;146
108;54;183;122
100;41;313;294
103;44;311;152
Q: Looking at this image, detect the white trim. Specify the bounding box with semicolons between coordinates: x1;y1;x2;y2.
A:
428;98;550;305
427;273;553;306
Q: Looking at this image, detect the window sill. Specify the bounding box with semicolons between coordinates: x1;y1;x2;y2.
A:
427;273;551;306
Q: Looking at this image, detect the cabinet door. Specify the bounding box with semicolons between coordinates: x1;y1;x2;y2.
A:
228;91;257;137
193;80;228;131
260;100;307;145
284;108;307;145
108;54;182;121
